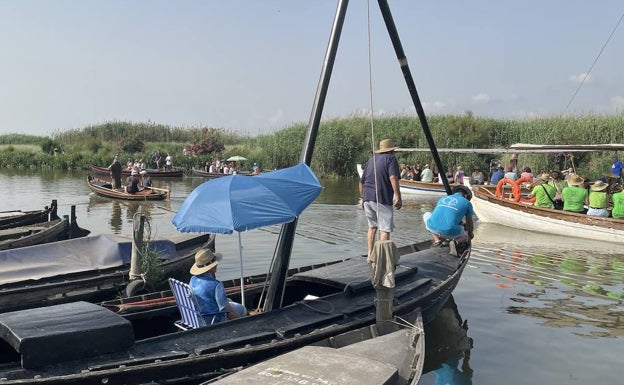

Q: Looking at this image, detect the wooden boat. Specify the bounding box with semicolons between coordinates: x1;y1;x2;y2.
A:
0;232;215;313
87;175;170;200
193;169;253;178
0;200;58;230
471;184;624;243
203;310;425;385
0;239;469;384
90;164;185;178
0;218;72;250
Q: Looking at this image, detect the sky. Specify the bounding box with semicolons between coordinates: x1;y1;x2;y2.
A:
1;0;623;137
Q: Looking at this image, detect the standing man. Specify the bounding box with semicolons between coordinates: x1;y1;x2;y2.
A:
611;155;623;184
108;154;123;190
359;138;402;257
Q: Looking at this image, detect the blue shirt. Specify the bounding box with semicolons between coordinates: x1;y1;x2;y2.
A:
426;193;474;237
490;170;504;185
189;274;229;324
612;160;623;177
360;153;400;205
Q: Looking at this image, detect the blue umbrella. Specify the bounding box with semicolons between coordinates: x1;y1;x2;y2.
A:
172;163;322;306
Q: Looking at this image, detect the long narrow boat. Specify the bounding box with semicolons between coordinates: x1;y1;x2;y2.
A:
90;164;185;178
203;310;424;385
87;175;170;200
0;201;57;230
0;239;469;384
471;184;624;243
0;218;71;250
0;232;214;313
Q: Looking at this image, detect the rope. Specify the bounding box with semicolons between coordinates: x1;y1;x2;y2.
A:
366;0;381;241
562;10;624;115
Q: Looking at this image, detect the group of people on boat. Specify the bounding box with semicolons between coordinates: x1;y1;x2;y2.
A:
107;154;152;194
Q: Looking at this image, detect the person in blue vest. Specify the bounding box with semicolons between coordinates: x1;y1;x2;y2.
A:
189;249;247;324
423;185;474;247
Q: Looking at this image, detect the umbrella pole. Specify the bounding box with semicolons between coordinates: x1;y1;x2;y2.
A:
238;232;245;308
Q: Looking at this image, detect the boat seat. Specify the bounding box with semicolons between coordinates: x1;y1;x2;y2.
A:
0;301;134;369
168;278;227;330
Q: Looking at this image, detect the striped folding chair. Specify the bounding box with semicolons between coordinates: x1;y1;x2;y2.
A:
168;278;226;330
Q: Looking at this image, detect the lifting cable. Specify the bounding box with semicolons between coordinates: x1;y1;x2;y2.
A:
562;10;624;115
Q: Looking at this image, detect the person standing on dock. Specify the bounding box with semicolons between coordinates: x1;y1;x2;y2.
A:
359;139;402;257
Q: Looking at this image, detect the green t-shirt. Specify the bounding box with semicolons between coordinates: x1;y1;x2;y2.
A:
588;190;608;209
612;192;624;218
562;186;588;212
531;183;556;208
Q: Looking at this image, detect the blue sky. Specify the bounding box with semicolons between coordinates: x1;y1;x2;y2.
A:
1;1;623;137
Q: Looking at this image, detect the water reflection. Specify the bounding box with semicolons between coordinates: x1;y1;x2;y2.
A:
423;296;474;385
471;222;624;338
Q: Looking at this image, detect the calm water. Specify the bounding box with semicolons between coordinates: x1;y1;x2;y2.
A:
2;169;624;385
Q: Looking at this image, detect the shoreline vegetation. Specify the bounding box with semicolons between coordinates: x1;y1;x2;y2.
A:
1;113;623;179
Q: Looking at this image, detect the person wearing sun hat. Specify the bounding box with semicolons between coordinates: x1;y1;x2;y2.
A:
562;174;588;213
125;169;141;194
189;249;247;323
586;180;609;217
359;138;402;257
421;163;433;182
530;173;557;208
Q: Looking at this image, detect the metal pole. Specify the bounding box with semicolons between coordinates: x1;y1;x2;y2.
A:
376;0;452;195
264;0;350;311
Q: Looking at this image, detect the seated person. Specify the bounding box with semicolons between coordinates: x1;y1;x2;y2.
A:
139;169;152;188
125;170;140;194
423;185;474;246
587;180;609;217
611;185;624;218
470;167;485;185
189;249;247;324
562;174;588;213
530;173;556;208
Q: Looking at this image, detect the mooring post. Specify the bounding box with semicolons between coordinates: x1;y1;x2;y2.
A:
129;214;146;280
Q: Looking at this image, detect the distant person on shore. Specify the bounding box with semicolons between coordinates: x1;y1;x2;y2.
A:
421;164;433;183
359;138;402;257
108;154;123;189
125;169;140;194
611;155;623;184
490;166;505;185
587;180;609;217
562;174;588;213
424;185;474;247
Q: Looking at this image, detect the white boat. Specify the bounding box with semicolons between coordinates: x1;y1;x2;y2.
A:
471;185;624;244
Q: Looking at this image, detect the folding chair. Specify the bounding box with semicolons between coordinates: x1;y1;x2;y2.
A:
168;278;227;330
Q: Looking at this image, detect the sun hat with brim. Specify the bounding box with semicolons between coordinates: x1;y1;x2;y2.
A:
567;174;584;186
190;249;223;275
140;170;147;175
590;180;608;191
131;170;138;176
374;139;398;153
540;173;550;182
